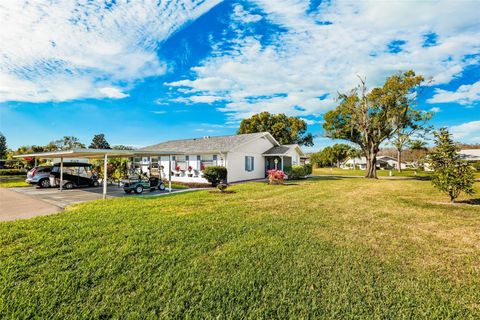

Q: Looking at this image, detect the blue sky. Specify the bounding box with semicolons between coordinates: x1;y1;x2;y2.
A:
0;0;479;151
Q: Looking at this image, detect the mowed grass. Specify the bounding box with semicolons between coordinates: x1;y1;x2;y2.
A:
313;167;432;177
0;175;29;188
1;178;479;319
313;167;480;179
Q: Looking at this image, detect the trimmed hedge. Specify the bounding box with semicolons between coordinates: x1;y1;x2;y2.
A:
203;166;227;187
0;169;27;176
284;164;312;180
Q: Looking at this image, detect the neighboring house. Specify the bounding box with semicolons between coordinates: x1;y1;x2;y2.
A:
139;132;306;183
341;156;407;170
459;149;480;162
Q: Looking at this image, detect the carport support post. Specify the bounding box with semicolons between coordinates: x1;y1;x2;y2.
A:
103;154;108;200
60;157;63;192
168;155;172;192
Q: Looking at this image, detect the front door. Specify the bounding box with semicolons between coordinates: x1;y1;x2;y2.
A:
265;156;282;175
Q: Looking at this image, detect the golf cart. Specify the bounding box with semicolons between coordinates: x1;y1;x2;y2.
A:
123;175;166;194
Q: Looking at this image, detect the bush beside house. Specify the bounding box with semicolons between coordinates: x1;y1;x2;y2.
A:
203;166;227;187
284;164;312;180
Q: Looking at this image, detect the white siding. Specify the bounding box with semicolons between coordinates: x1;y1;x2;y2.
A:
226;136;274;182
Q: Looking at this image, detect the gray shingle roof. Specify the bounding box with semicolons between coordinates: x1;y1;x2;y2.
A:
262;145;291;155
142;132;272;154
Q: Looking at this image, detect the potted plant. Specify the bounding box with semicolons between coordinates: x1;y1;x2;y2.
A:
175;165;181;177
187;166;193;177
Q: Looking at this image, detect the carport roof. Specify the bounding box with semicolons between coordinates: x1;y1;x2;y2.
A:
13;148;184;159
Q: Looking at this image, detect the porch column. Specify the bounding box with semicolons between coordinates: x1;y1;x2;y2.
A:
281;156;284;171
34;157;37;167
103;154;108;200
168;154;172;192
59;157;64;192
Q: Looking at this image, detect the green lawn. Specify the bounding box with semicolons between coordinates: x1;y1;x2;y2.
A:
313;167;432;178
1;178;479;318
0;175;28;188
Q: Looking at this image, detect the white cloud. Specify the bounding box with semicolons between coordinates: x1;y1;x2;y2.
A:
429;107;441;113
427;81;480;106
450;120;480;143
0;0;220;103
151;111;167;115
98;87;129;99
167;0;480;119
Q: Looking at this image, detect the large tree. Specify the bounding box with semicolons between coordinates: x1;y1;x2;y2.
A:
52;136;85;150
0;132;7;159
323;70;425;178
90;134;111;149
238;112;314;146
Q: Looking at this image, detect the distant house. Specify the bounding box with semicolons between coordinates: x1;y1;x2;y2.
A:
341;156;407;170
459;149;480;162
138;132;306;183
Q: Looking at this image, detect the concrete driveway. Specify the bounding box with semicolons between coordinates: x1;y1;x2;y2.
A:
0;188;62;222
1;185;193;222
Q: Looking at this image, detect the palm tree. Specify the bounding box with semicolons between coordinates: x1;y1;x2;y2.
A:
347;148;362;170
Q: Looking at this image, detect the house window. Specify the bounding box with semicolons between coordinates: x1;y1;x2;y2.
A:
245;156;254;172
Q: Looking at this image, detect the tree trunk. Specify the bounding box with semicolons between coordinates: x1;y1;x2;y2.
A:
365;151;378;179
397;149;402;172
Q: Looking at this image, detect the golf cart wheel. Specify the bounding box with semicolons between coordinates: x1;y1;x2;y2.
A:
92;180;99;187
134;185;144;194
64;182;74;190
158;183;166;191
39;178;50;188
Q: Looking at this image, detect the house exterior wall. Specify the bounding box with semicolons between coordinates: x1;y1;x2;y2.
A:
226;136;274;182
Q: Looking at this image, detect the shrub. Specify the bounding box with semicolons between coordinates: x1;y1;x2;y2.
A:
203;166;227;187
303;163;313;175
267;169;286;185
0;168;27;176
428;128;475;202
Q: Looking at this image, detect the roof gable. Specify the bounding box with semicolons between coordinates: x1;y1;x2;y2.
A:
142;132;278;154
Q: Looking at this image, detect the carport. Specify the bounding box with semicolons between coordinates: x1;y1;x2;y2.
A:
14;149;184;199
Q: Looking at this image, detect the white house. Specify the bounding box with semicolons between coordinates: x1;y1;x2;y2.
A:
341;156;407;170
138;132;306;183
459;149;480;162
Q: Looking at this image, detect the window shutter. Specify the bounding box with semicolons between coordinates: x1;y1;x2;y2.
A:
197;155;201;161
245;156;248;171
186;155;189;161
251;157;254;171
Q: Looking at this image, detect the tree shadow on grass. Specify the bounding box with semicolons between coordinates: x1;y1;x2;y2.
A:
456;198;480;206
307;176;352;181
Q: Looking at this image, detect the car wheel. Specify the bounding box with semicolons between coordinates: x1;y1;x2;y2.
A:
92;180;99;187
64;182;74;190
39;178;50;188
158;183;166;191
134;185;144;194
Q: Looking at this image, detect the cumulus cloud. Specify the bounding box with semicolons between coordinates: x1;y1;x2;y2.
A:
428;81;480;106
167;0;480;119
449;120;480;143
429;107;441;113
0;0;220;103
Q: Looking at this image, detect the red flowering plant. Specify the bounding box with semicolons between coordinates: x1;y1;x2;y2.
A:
267;169;286;185
200;163;206;171
175;165;180;171
188;166;192;172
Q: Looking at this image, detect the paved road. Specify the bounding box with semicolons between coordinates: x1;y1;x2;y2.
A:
0;188;62;222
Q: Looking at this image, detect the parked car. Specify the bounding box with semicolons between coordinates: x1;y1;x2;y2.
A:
26;166;53;188
49;163;99;189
